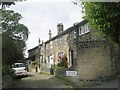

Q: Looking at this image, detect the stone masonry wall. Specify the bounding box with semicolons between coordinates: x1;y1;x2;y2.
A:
76;40;115;80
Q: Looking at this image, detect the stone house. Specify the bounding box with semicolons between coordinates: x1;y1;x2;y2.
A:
27;44;42;73
27;19;116;80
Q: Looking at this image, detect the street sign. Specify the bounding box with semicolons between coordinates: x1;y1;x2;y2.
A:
66;71;77;77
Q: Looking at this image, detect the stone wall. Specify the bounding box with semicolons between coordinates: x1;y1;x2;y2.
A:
2;75;13;88
110;44;119;75
54;24;116;81
55;68;69;77
76;40;115;80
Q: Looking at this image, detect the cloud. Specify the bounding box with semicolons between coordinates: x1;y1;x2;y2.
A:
26;0;73;3
9;1;83;53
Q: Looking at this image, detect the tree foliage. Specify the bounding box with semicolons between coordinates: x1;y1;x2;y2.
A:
84;2;120;44
0;0;26;9
74;1;120;44
2;9;29;65
2;36;23;65
2;10;29;41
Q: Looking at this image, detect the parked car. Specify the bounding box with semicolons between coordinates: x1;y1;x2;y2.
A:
12;63;27;78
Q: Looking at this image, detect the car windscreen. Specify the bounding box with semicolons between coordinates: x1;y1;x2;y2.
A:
14;64;25;68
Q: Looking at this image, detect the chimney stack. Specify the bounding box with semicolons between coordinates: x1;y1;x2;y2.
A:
48;30;52;40
38;38;41;45
57;23;63;34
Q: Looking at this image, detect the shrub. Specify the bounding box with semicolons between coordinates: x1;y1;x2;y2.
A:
57;55;68;68
31;61;38;66
2;66;15;76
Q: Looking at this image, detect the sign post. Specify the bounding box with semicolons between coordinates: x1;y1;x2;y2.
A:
66;71;77;77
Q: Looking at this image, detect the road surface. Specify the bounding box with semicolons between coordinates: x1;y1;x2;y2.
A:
10;72;71;88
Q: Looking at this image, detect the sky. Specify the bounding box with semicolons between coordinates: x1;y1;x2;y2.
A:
8;0;83;57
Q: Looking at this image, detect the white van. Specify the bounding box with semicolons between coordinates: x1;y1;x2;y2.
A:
12;63;27;78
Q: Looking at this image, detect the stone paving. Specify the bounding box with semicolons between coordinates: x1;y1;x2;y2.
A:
10;72;71;88
93;78;119;88
10;72;120;88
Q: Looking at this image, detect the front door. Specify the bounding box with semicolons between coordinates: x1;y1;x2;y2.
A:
70;50;74;66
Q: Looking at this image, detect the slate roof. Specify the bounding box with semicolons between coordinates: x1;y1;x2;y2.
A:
45;19;87;44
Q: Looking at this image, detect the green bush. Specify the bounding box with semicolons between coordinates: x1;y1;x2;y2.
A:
31;61;38;66
57;56;68;68
2;66;15;76
0;66;2;74
57;60;64;67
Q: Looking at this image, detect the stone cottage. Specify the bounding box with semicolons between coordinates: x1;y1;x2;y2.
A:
27;19;116;80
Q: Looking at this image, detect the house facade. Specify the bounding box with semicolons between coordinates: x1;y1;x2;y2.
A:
27;20;116;80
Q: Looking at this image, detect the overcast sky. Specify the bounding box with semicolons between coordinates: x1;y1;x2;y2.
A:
8;0;83;57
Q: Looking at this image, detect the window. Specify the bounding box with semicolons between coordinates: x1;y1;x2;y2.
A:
85;25;87;33
84;24;90;33
79;24;90;36
79;26;85;35
87;24;90;32
58;52;64;58
69;50;74;66
82;25;85;34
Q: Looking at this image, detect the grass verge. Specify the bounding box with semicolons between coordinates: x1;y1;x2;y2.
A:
55;76;102;88
55;76;80;88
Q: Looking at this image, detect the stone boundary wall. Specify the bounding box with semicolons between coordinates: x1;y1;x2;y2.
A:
55;68;68;77
2;75;13;88
76;40;116;80
55;68;80;85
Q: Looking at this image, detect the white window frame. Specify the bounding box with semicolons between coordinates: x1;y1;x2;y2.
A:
79;23;90;36
58;51;64;58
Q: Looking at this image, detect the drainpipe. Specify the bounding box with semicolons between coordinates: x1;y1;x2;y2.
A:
38;38;41;70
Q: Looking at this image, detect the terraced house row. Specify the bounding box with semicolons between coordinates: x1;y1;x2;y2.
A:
27;19;117;81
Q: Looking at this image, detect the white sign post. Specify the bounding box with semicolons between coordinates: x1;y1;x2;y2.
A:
66;71;77;77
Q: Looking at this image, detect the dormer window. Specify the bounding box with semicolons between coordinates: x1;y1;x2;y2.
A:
87;25;90;32
79;23;90;36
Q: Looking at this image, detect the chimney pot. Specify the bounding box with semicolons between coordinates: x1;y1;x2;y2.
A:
48;30;52;40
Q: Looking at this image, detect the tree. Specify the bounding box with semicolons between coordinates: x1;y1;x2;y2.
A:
2;36;23;65
74;1;120;44
2;10;28;38
2;9;29;65
0;0;26;9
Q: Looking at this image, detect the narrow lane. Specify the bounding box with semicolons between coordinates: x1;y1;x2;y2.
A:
11;72;71;88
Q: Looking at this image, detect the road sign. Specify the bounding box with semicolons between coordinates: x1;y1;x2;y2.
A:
66;71;77;77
